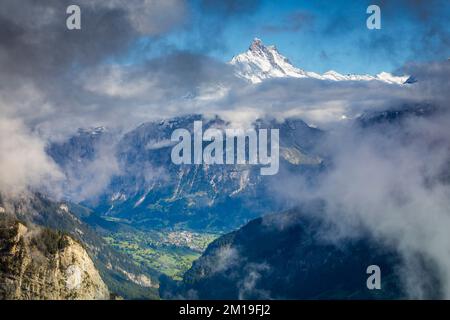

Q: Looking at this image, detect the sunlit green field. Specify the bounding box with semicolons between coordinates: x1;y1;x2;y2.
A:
104;229;219;280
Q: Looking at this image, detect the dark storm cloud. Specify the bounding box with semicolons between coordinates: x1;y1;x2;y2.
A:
1;49;239;140
0;0;188;197
0;1;126;77
0;0;187;78
0;0;191;128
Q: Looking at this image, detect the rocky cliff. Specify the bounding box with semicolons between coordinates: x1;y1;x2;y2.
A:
0;216;109;300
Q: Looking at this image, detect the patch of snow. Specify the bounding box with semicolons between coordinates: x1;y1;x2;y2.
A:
134;193;147;208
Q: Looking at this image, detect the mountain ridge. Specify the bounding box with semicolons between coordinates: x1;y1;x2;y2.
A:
229;38;409;84
48;115;325;231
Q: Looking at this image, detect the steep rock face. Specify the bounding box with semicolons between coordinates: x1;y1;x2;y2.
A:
0;193;160;300
0;219;109;300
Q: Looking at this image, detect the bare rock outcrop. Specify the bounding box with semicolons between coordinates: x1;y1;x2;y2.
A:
0;219;109;300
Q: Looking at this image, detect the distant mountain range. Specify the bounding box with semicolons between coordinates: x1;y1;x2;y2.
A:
229;38;410;84
48;115;325;232
50;103;438;234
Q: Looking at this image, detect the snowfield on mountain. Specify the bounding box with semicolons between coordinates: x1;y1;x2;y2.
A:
229;38;409;84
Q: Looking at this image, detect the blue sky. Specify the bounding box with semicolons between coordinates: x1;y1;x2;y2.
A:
129;0;449;75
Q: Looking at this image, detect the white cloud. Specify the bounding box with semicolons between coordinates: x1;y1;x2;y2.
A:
0;117;63;198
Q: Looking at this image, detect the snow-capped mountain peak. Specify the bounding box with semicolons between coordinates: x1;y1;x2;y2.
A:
229;38;409;85
230;38;311;83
